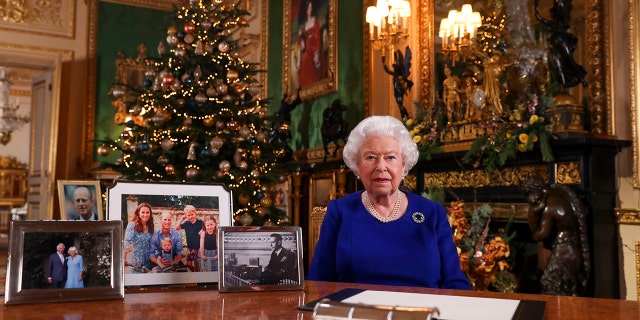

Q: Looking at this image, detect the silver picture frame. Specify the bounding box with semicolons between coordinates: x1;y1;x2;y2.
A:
4;220;124;305
218;226;304;292
106;180;233;287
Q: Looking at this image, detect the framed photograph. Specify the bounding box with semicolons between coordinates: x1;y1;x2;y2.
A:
282;0;337;100
106;180;233;286
57;180;104;221
218;226;303;292
4;220;124;305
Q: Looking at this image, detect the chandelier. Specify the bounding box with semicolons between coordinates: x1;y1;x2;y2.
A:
438;4;482;63
0;67;30;145
365;0;411;52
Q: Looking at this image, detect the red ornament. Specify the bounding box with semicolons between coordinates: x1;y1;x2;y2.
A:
183;22;196;34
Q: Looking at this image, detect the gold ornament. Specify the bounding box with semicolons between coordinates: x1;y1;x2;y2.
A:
97;144;110;156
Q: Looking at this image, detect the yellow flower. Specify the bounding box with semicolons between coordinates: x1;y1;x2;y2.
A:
413;135;422;143
505;131;513;139
531;134;538;143
518;143;527;152
529;114;539;124
405;119;414;126
515;112;522;121
518;133;529;143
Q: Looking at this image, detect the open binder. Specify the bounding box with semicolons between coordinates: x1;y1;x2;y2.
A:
313;299;439;320
299;288;546;320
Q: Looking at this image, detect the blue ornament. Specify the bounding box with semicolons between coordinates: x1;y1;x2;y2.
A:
143;79;152;88
176;31;185;40
186;99;197;108
248;137;257;145
200;148;211;157
139;141;150;153
255;191;264;200
185;77;193;84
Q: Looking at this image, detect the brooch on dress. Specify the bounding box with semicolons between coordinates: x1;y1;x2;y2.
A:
412;212;425;224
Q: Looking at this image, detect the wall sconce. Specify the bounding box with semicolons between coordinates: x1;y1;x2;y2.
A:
0;66;30;145
438;4;482;63
365;0;411;52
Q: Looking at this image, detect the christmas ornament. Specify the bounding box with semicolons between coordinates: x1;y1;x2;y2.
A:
97;144;110;156
120;131;131;141
183;21;196;34
165;164;175;175
186;166;200;178
218;41;229;53
219;160;231;172
202;117;215;127
161;138;174;151
187;142;198;161
238;213;253;226
226;70;239;82
157;155;169;165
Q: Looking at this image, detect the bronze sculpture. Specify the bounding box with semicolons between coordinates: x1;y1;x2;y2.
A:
520;176;590;296
320;99;348;161
534;0;587;88
382;46;413;121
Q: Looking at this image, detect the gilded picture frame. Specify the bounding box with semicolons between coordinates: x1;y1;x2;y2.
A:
218;226;304;292
57;180;104;221
106;180;233;287
4;220;124;305
630;0;640;188
283;0;337;100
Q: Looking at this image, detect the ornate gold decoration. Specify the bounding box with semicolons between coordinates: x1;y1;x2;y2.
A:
0;0;75;38
585;0;609;135
615;208;640;225
636;241;640;301
555;162;582;185
629;0;640;189
111;45;149;127
309;206;327;266
424;165;549;189
105;0;175;11
411;1;610;137
293;144;343;163
0;156;26;169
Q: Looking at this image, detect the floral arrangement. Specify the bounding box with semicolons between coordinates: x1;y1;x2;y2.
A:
448;200;518;292
461;101;554;172
404;107;442;161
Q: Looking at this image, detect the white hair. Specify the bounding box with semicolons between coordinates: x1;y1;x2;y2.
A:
342;116;418;176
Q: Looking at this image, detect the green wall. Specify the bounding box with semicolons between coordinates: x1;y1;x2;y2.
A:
268;1;364;151
94;2;171;162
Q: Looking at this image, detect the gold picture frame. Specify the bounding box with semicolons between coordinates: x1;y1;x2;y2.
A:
282;0;337;100
57;180;104;221
4;220;124;305
218;226;304;292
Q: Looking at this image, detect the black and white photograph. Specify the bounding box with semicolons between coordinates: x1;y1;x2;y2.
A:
218;226;303;292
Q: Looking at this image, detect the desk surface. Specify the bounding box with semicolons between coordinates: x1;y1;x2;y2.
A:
1;281;638;319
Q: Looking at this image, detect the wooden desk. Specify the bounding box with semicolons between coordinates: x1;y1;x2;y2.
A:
1;281;638;319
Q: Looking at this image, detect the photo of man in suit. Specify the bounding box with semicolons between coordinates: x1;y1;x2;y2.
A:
47;243;67;288
260;233;298;285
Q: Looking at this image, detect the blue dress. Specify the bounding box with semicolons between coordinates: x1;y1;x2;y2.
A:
65;255;84;288
124;222;152;272
307;191;470;290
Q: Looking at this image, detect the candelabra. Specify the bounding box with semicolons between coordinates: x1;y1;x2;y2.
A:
365;0;411;53
438;4;482;65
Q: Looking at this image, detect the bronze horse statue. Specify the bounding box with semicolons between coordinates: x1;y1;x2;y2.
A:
321;99;348;161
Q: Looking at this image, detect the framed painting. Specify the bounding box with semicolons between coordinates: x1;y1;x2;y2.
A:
57;180;104;221
106;180;233;286
218;226;304;292
283;0;337;100
4;220;124;305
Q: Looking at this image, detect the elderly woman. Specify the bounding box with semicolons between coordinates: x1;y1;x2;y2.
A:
307;116;469;289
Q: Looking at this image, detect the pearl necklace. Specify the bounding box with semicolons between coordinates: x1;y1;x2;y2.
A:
362;191;402;223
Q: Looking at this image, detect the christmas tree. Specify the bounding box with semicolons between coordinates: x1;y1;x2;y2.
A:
95;0;291;226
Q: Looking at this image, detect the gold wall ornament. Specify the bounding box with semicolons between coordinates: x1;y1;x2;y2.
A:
0;0;75;38
555;162;582;185
616;208;640;225
423;164;549;189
